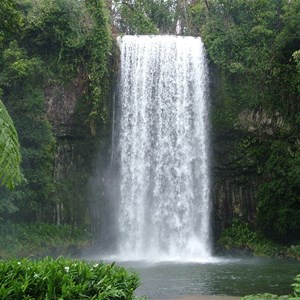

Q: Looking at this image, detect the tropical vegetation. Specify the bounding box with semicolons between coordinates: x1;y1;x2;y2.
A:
0;222;92;260
0;0;299;266
218;220;300;259
0;0;113;226
0;100;23;190
191;0;300;245
0;0;299;298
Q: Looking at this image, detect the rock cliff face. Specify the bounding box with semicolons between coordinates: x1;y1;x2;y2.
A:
212;128;258;240
211;107;291;241
237;109;290;136
44;72;110;228
45;73;88;136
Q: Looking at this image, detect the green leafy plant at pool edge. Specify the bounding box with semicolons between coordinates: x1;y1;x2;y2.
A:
291;274;300;298
218;219;300;259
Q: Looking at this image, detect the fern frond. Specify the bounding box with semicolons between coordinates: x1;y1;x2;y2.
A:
0;99;23;190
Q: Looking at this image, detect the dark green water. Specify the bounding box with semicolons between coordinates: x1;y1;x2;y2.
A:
120;258;300;299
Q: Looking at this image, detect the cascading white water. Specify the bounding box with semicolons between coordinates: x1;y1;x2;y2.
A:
117;35;211;261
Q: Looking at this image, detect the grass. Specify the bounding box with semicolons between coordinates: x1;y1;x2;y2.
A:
0;222;93;259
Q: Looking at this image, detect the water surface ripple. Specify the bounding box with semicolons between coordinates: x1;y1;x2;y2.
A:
118;258;300;299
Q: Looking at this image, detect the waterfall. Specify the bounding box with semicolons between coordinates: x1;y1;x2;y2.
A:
116;35;211;261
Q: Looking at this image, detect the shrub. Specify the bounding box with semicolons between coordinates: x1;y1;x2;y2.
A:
0;257;140;299
291;274;300;298
286;245;300;260
218;219;284;257
218;219;300;259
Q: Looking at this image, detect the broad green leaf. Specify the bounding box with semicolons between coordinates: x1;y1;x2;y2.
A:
0;99;23;190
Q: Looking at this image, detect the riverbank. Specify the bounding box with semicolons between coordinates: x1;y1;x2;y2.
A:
0;222;93;259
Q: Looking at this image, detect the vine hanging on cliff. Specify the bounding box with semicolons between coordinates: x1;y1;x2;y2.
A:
86;0;113;134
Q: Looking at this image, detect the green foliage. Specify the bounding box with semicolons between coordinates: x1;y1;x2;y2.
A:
256;141;300;242
219;219;300;259
0;99;23;190
1;41;43;85
191;0;300;126
0;223;93;259
116;0;159;34
191;0;300;245
21;0;92;81
218;219;284;257
86;0;113;128
291;274;300;298
0;40;56;221
0;21;24;205
291;274;300;299
114;0;191;35
229;135;300;244
292;49;300;93
0;0;22;48
286;245;300;260
201;0;278;75
277;0;300;55
18;0;114;127
0;0;114;223
0;257;140;299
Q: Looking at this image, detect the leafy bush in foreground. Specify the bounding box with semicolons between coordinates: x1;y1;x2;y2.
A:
0;257;140;299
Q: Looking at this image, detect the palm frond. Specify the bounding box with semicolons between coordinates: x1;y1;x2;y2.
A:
0;99;23;190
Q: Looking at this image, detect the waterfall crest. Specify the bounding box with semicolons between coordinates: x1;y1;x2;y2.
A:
116;35;211;261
